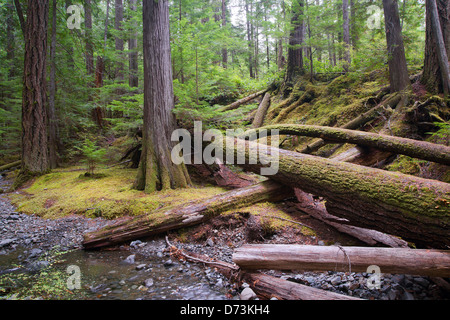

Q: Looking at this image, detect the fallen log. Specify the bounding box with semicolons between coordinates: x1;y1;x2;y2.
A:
294;189;409;248
82;180;293;249
242;272;362;300
298;102;392;154
233;244;450;277
249;124;450;165
218;89;268;112
0;160;21;172
217;137;450;248
251;92;271;128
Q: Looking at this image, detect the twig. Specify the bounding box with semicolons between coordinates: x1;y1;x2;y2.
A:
164;236;240;271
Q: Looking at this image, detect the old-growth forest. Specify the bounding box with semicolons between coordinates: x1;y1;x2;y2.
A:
0;0;449;303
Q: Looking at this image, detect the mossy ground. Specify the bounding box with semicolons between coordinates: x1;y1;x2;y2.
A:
7;167;229;220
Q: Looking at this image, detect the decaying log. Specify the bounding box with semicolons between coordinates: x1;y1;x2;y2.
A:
82;180;293;249
218;89;268;112
250;124;450;165
294;189;409;248
251;92;271;128
233;244;450;277
0;160;21;172
217;137;450;248
242;272;362;300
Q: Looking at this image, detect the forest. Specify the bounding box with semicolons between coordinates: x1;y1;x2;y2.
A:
0;0;449;302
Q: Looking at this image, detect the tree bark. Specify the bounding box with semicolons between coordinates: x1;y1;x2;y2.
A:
422;0;450;94
0;160;21;172
135;0;191;192
221;0;228;69
234;244;450;277
245;0;254;79
342;0;351;72
251;93;271;128
218;89;268;112
217;137;450;248
15;0;50;186
6;0;16;79
242;273;361;300
128;0;139;88
249;124;450;165
13;0;26;37
382;0;410;93
82;181;293;249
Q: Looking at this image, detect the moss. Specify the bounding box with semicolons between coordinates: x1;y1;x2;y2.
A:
8;166;227;220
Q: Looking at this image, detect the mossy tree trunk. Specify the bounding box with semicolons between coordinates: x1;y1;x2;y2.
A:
249;124;450;165
14;0;50;188
134;0;191;193
218;137;450;248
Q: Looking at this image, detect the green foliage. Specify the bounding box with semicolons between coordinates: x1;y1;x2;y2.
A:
75;139;107;176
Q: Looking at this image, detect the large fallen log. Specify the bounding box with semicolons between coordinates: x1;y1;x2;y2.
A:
249;124;450;165
294;189;409;248
218;89;268;112
242;272;362;300
233;244;450;277
82;180;293;249
217;137;450;248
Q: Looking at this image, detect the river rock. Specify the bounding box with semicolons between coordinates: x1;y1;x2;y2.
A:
124;254;135;264
240;287;257;300
144;278;154;287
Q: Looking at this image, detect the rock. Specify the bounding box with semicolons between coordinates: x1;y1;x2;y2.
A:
136;264;147;271
156;251;163;258
28;248;43;259
0;238;16;247
206;238;214;247
144;278;154;287
318;240;325;246
130;240;143;248
413;277;430;288
240;287;257;300
124;254;136;264
163;259;174;267
28;260;50;272
330;275;342;286
402;290;415;300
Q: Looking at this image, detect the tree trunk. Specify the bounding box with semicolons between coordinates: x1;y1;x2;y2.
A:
218;89;268;112
285;0;304;84
6;0;16;79
250;123;450;165
252;93;271;128
85;0;94;75
245;0;254;79
15;0;50;187
115;0;124;83
48;0;59;169
13;0;26;37
0;160;22;172
135;0;191;193
128;0;139;88
342;0;351;72
82;181;292;249
422;0;450;94
233;244;450;277
217;137;450;248
222;0;228;69
382;0;410;92
242;273;361;300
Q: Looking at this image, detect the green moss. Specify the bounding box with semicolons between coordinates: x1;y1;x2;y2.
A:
8;166;227;220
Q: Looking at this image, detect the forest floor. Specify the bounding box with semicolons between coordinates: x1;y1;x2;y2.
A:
1;169;448;300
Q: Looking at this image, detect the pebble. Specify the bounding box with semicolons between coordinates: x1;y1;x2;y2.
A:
240;287;257;300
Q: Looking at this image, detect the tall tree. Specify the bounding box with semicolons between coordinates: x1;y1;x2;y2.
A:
421;0;450;94
6;0;16;79
15;0;50;186
221;0;228;68
48;0;59;169
382;0;410;93
342;0;351;72
245;0;255;78
85;0;94;75
115;0;125;82
129;0;139;88
285;0;304;84
135;0;191;193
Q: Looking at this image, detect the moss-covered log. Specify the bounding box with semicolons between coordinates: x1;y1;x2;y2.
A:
218;137;450;248
82;180;293;249
251;92;271;128
218;89;268;112
0;160;21;172
249;124;450;165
